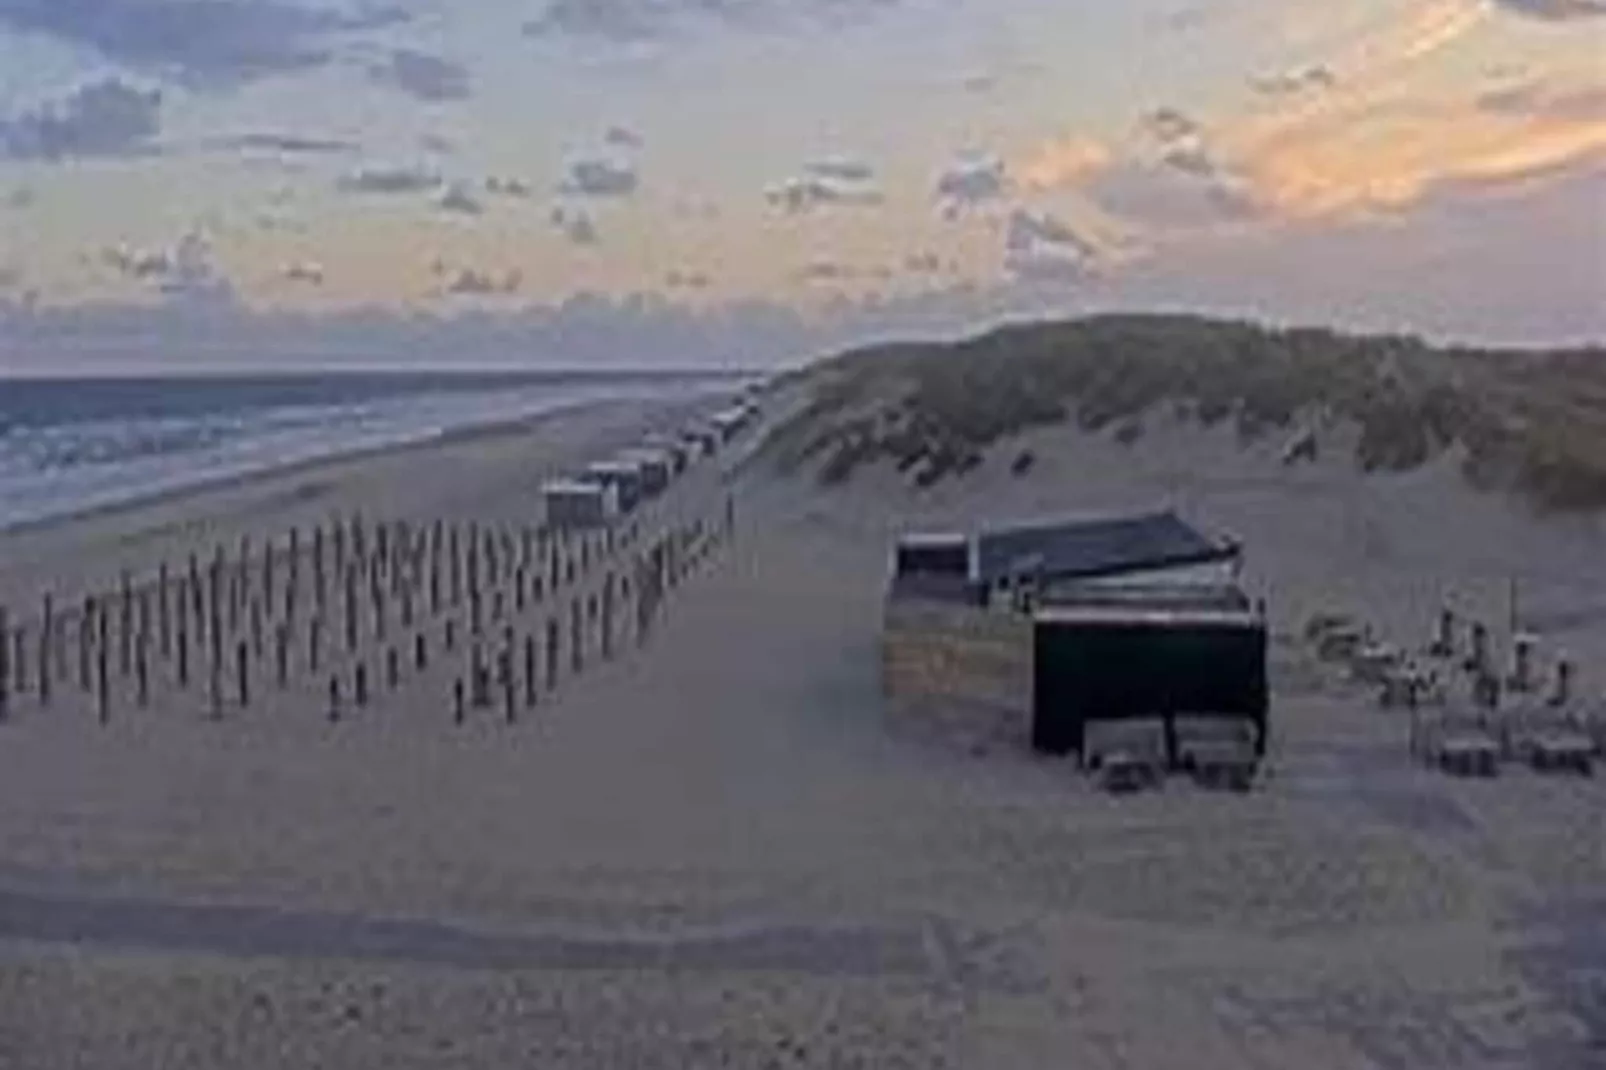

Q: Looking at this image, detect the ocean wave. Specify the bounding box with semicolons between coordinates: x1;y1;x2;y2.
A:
0;375;729;529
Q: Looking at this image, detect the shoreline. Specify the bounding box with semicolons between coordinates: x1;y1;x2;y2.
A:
0;389;733;616
0;388;736;541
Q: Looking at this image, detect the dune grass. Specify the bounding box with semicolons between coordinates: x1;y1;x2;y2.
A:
762;315;1606;513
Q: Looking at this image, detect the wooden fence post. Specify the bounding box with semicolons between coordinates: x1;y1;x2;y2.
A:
237;640;250;708
37;596;52;708
0;606;9;721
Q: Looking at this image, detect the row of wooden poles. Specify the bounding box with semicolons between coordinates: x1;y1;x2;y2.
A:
0;491;738;727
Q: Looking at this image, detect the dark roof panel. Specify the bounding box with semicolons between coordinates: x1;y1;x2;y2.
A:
974;510;1237;585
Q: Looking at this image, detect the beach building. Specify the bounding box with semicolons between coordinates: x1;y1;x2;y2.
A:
642;434;691;475
619;448;672;497
882;510;1266;766
542;478;619;529
683;427;720;458
1032;584;1267;764
584;460;645;514
709;405;755;443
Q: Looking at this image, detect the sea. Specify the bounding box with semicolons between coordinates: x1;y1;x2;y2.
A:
0;370;751;531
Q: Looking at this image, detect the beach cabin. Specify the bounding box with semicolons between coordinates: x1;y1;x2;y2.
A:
709;407;751;443
640;433;690;475
584;460;645;514
619;448;672;497
686;428;720;457
542;478;618;530
1031;585;1268;766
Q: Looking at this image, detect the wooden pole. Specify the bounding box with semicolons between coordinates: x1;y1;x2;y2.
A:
79;596;93;691
571;599;583;674
177;600;190;688
10;625;26;697
189;553;202;641
120;570;133;676
37;596;52;708
345;567;359;653
415;631;428;671
96;627;109;724
450;524;462;607
386;646;399;690
237;639;250;708
309;615;322;675
136;632;149;709
502;648;516;725
0;606;9;721
453;677;465;725
328;675;341;723
276;624;289;687
546;618;559;692
159;562;171;659
470;645;487;708
524;633;536;708
354;661;368;708
263;537;275;612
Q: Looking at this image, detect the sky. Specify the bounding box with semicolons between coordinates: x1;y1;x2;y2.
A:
0;0;1602;371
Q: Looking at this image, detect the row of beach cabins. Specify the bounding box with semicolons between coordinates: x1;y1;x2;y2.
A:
0;394;764;733
540;402;759;530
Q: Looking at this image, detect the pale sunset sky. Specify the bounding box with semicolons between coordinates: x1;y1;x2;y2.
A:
0;0;1602;369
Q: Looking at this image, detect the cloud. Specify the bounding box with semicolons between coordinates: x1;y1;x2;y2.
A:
560;157;639;197
368;48;471;103
961;73;997;94
665;269;710;289
1234;90;1606;218
1003;208;1100;281
1250;66;1337;97
282;262;324;285
1477;81;1606;122
437;183;484;216
445;267;521;296
524;0;905;44
804;155;874;183
101;232;233;302
337;165;441;194
935;152;1007;212
605;125;643;148
1141;107;1201;145
1491;0;1606;19
550;205;600;245
4;186;33;209
221;132;358;155
765;173;883;213
1161;145;1219;178
0;0;407;89
1086;158;1262;227
798;260;858;283
0;78;161;161
1004;209;1096;254
420;133;454;155
1018;136;1111;191
485;176;533;198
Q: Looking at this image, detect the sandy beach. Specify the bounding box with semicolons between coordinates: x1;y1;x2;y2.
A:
0;384;1601;1069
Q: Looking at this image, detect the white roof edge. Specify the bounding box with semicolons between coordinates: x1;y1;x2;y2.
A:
1033;605;1262;627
